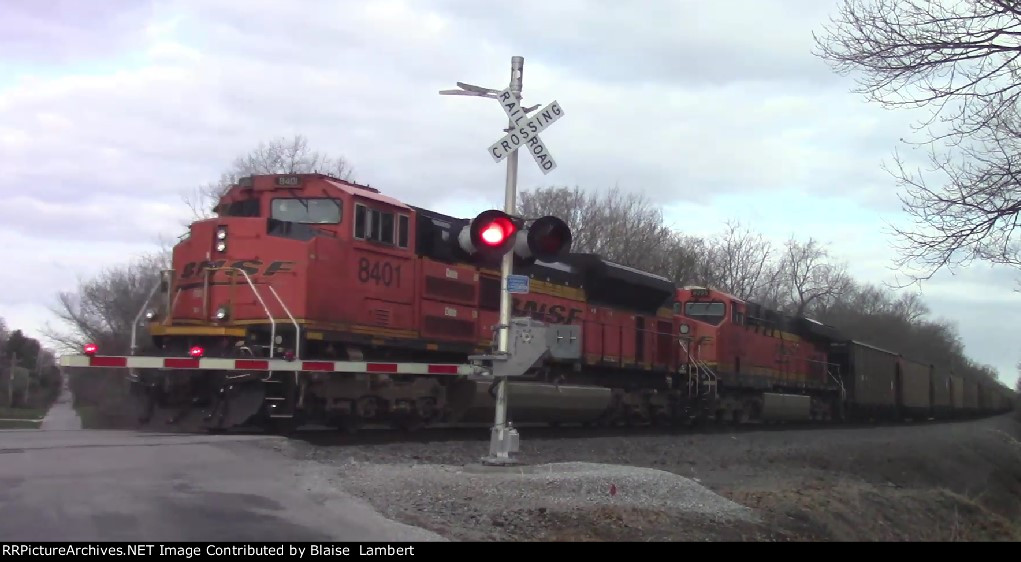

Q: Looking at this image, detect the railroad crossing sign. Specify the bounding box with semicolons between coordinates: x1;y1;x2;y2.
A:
487;87;564;175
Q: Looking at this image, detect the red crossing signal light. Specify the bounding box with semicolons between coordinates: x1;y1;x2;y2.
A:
458;210;519;257
477;214;516;247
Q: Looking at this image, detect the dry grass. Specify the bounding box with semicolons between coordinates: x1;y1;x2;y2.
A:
987;428;1021;456
709;471;1021;542
926;488;1021;542
0;419;41;430
0;407;46;420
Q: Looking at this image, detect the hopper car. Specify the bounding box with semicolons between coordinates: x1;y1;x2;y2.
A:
58;173;1017;433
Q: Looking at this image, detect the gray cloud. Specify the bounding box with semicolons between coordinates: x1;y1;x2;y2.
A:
0;193;188;243
1;0;154;64
0;228;160;306
0;0;913;213
0;0;1016;382
431;0;842;87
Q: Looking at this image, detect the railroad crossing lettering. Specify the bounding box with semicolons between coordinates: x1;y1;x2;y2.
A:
487;87;563;175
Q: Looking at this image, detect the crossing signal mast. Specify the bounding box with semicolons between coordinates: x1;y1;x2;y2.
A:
441;56;572;465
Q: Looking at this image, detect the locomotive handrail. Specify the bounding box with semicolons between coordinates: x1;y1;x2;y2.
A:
266;284;300;360
828;364;846;399
130;276;164;356
805;357;845;397
208;266;300;361
677;337;718;399
169;287;182;320
209;267;277;359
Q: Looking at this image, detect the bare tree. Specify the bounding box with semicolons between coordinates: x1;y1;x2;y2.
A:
750;262;788;311
183;134;356;220
517;186;604;253
700;221;779;300
43;251;167;355
653;232;715;288
890;290;931;323
814;0;1021;280
777;237;852;317
517;186;679;274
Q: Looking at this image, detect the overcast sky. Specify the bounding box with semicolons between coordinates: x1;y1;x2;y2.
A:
1;0;1018;385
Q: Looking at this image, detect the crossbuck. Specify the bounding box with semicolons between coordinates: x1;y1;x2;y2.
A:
487;87;564;175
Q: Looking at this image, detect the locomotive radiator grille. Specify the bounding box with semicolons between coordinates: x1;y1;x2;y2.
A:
423;315;475;339
371;308;391;326
424;276;476;304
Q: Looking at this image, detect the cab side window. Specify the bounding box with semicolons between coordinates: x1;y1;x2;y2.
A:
354;203;409;248
731;301;744;325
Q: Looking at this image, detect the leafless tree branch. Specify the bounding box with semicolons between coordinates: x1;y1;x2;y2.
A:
182;134;356;221
815;0;1021;281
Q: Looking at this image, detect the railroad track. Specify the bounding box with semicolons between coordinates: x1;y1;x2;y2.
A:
158;413;1002;448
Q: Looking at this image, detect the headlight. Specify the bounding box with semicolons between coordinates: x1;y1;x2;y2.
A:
214;306;229;321
144;309;157;320
215;241;227;252
216;227;227;240
679;324;690;334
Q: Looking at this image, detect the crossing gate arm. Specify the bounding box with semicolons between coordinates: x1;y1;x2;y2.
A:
58;354;484;377
58;319;578;379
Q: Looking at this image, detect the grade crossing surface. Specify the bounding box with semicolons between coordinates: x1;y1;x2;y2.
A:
0;388;445;542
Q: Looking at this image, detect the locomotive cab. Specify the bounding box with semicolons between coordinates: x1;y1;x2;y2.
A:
674;286;725;367
145;173;371;359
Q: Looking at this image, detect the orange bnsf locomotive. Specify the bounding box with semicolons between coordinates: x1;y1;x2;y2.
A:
60;173;1014;432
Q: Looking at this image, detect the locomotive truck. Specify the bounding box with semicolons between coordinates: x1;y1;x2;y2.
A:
59;173;1015;433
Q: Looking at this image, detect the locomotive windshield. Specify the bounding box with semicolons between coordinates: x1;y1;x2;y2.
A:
684;301;726;325
271;198;342;224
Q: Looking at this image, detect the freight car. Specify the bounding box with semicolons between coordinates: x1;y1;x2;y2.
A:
57;173;1015;433
930;364;953;419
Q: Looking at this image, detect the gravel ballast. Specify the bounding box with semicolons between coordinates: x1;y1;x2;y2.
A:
262;415;1021;541
329;460;757;540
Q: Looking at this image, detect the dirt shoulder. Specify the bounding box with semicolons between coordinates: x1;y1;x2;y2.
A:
273;414;1021;541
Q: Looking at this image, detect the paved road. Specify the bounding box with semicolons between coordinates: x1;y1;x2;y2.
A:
0;390;445;542
39;381;82;431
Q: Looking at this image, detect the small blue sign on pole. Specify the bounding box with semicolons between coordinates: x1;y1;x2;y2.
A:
506;274;530;294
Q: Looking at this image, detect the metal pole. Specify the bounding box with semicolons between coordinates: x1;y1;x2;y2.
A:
486;55;524;465
24;359;36;407
8;353;16;408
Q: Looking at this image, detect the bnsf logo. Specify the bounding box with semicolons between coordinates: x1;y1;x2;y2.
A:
179;260;295;280
512;299;582;325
